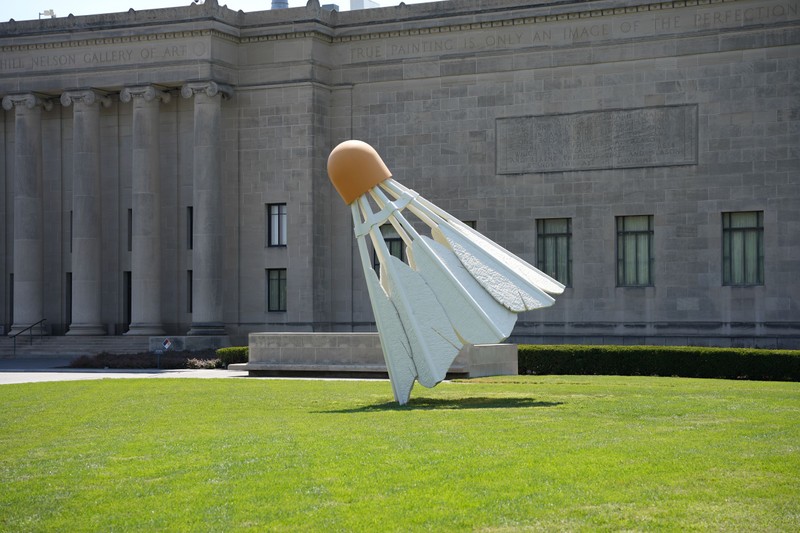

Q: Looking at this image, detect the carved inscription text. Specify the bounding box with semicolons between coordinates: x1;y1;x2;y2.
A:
0;41;207;73
345;0;798;63
496;105;698;174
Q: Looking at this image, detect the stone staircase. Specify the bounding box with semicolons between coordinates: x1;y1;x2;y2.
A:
0;335;150;359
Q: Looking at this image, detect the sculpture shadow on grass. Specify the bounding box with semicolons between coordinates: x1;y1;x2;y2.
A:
324;397;563;413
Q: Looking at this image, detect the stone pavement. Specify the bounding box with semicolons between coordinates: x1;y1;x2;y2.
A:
0;358;248;385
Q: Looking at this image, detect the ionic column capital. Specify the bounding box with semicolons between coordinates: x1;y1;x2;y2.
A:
181;81;233;100
2;93;53;111
60;89;112;109
119;85;171;104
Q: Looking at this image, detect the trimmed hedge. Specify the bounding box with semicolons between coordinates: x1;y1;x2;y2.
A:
518;344;800;381
216;346;249;367
70;351;219;369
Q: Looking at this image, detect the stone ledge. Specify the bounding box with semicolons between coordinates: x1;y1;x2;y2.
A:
240;332;516;379
228;362;471;379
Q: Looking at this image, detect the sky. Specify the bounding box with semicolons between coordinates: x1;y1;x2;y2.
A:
1;0;439;22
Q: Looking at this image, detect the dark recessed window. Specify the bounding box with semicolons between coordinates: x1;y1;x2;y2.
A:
373;225;405;275
187;206;193;250
187;270;193;313
127;209;132;252
267;268;287;312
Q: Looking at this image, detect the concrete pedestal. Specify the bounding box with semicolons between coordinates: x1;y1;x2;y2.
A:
230;332;518;379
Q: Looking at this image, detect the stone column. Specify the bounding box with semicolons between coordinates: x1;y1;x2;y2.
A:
181;81;232;335
2;94;52;336
61;90;111;335
120;86;170;336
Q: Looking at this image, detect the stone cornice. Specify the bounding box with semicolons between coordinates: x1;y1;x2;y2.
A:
0;0;240;35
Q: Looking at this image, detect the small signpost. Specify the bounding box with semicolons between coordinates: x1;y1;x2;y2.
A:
156;338;172;369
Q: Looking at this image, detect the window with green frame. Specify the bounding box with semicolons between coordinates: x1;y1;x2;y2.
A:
536;218;572;286
722;211;763;286
616;215;654;287
266;268;287;312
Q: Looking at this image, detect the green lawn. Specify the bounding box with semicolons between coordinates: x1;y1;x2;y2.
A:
1;376;798;531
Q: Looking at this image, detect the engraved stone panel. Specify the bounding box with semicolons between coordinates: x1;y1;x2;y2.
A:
496;105;698;174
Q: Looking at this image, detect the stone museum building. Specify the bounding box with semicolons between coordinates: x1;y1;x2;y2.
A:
0;0;798;347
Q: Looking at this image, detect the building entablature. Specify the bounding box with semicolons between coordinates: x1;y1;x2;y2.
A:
1;0;797;90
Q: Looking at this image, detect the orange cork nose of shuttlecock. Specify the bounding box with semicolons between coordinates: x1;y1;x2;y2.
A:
327;140;392;205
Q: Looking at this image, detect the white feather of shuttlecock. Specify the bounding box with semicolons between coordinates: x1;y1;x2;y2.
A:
351;178;565;405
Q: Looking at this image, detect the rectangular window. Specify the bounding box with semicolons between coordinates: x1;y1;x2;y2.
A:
123;271;131;332
65;272;72;329
267;268;287;312
373;224;405;273
127;208;133;252
69;210;73;253
187;206;193;250
723;211;764;286
616;215;654;287
267;203;287;247
8;273;14;328
537;218;572;286
187;270;193;313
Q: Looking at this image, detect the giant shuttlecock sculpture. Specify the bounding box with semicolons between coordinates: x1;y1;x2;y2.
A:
327;140;564;404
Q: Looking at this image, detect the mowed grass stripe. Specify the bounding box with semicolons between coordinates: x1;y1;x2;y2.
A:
0;376;798;531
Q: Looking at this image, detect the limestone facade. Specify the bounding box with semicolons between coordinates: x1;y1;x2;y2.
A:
0;0;798;347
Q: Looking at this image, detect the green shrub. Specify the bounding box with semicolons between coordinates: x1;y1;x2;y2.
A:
216;346;249;367
518;344;800;381
70;351;219;369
